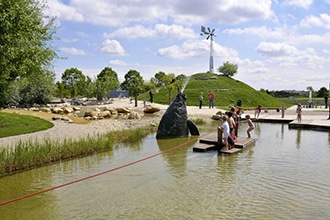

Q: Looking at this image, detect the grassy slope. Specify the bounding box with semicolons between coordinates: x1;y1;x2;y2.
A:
140;73;285;109
0;112;54;138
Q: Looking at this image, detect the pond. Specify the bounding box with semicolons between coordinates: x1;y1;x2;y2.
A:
0;122;330;219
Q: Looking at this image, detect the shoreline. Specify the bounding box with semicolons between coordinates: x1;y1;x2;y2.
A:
1;98;329;148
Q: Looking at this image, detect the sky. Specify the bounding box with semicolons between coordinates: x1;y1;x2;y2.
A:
44;0;330;91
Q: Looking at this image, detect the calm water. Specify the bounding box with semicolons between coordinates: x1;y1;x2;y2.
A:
0;122;330;219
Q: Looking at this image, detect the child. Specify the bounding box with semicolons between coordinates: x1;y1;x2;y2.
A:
254;105;261;118
296;103;302;123
226;111;236;141
219;115;235;151
243;114;254;138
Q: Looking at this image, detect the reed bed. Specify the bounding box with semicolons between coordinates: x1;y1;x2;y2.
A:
0;126;157;177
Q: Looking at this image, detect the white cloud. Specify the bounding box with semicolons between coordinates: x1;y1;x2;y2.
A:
45;0;84;21
256;42;327;69
109;60;127;66
98;40;125;56
224;26;285;39
300;13;330;29
104;24;197;40
157;40;238;60
60;47;85;55
283;0;313;9
45;0;274;27
256;42;299;56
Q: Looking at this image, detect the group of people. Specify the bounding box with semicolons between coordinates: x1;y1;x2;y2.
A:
199;90;215;109
218;107;255;151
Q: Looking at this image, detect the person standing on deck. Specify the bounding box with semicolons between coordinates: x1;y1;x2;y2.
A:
219;115;235;151
296;103;302;123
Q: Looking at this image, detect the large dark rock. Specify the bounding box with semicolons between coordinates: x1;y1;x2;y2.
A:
156;92;199;139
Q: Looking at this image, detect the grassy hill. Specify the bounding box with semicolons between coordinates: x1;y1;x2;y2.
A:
139;72;286;109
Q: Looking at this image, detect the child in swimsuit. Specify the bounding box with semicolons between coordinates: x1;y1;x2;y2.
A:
245;115;254;138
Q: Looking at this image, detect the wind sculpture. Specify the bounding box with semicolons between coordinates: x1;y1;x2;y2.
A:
200;26;216;73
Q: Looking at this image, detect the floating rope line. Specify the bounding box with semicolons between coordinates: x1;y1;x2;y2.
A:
0;130;215;206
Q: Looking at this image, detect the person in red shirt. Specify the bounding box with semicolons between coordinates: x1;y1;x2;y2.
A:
208;90;215;109
254;105;261;118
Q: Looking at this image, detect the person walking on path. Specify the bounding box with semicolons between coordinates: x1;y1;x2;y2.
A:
149;90;154;103
296;103;302;123
208;90;215;109
199;92;203;109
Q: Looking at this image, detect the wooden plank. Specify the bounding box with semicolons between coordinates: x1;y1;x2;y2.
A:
234;137;255;148
219;147;242;154
193;142;217;152
195;132;256;154
199;133;218;145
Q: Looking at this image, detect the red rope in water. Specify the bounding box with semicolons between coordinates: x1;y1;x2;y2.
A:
0;130;215;206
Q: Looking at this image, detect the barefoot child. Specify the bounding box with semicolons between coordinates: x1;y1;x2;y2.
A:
241;115;254;138
219;115;235;150
296;103;302;123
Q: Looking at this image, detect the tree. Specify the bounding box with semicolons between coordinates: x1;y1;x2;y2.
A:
7;70;55;107
163;73;176;104
154;71;166;87
218;61;238;77
120;70;144;107
316;87;329;98
61;68;86;98
0;0;57;106
96;67;119;100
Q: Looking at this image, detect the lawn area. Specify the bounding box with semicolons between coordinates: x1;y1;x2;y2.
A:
0;112;54;138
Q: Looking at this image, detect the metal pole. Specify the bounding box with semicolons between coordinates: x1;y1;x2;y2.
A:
281;104;285;118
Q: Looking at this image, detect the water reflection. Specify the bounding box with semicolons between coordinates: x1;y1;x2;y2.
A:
296;129;301;149
0;123;330;219
157;137;197;178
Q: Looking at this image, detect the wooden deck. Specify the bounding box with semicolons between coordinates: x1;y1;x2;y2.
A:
193;132;256;154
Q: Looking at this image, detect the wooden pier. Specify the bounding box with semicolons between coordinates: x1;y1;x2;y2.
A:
193;132;255;154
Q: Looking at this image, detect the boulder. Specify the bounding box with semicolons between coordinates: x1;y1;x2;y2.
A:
84;111;99;117
144;105;160;114
63;106;74;114
100;110;112;118
52;107;63;114
128;111;141;119
116;107;130;114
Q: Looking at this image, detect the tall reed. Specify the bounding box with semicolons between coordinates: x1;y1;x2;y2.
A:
0;126;157;177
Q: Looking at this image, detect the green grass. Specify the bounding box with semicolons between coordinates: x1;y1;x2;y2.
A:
0;126;157;176
0;112;54;138
140;72;288;109
0;111;157;176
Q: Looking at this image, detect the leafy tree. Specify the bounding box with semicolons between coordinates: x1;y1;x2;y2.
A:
154;71;166;87
316;87;329;98
120;70;144;107
0;0;57;106
84;76;96;98
55;81;66;98
7;70;55;107
61;68;86;98
163;73;176;104
96;67;119;100
173;74;187;93
218;61;238;77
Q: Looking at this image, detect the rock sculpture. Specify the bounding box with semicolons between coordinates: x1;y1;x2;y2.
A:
156;92;200;139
